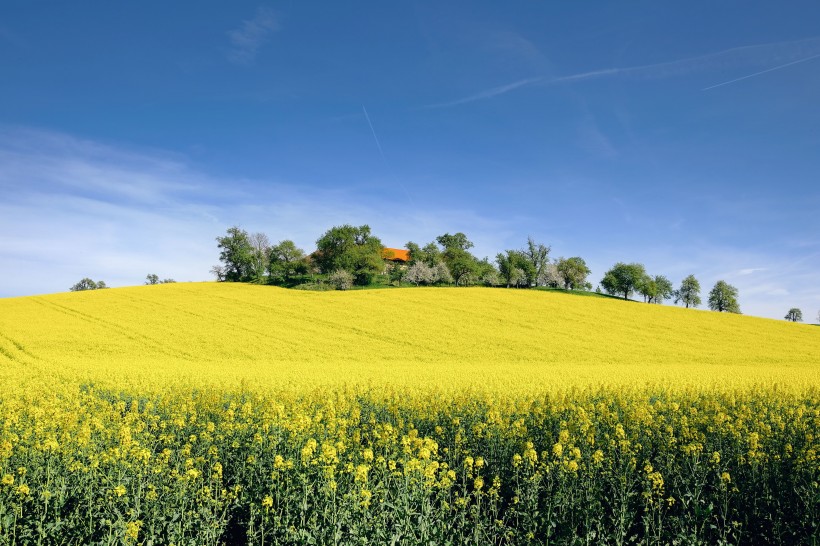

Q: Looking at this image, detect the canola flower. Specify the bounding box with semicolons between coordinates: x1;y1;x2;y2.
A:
0;283;817;544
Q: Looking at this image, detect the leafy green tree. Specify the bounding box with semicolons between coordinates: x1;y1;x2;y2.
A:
651;275;674;304
216;226;255;282
268;240;306;282
600;262;646;300
638;274;674;304
708;280;741;313
315;225;384;285
436;232;473;252
248;232;271;281
145;274;176;285
387;262;405;286
405;241;442;267
556;257;591;290
70;278;106;291
436;232;478;286
475;258;500;287
674;275;702;308
496;250;532;288
784;308;803;322
524;237;551;286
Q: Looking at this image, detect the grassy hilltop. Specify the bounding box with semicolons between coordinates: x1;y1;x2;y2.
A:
0;282;817;393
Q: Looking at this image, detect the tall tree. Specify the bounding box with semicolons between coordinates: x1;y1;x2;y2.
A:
405;241;442;267
674;275;702;308
600;262;647;300
146;274;175;284
784;308;803;322
638;274;674;304
315;225;384;285
70;278;107;291
651;275;674;304
216;226;255;282
556;257;591;290
248;232;271;281
708;281;741;313
268;240;306;281
524;237;551;286
476;258;500;287
435;232;473;251
497;250;533;288
437;232;478;286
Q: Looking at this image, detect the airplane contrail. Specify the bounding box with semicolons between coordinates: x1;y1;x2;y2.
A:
703;53;820;90
362;105;387;161
362;105;415;209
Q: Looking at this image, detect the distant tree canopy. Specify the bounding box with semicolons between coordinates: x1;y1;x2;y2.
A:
674;275;702;308
248;232;271;281
145;274;176;285
784;308;803;322
524;237;550;287
708;281;741;314
315;224;384;286
209;225;764;318
601;262;647;300
437;232;479;286
216;226;255;282
638;274;674;304
268;240;307;281
70;278;107;291
405;241;442;267
496;250;531;288
556;257;591;290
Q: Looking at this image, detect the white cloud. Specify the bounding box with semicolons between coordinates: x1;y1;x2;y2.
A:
0;127;515;297
227;7;280;65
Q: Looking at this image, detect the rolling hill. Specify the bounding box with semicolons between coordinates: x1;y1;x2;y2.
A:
1;282;816;394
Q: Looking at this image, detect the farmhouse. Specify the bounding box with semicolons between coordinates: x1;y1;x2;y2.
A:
382;247;409;263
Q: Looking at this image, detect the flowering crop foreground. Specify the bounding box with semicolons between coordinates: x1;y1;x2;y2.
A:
0;283;818;545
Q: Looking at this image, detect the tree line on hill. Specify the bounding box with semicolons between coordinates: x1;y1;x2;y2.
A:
69;275;175;292
210;224;754;315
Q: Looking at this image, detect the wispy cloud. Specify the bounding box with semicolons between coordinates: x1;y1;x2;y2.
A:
0;127;512;297
738;267;767;275
227;7;279;65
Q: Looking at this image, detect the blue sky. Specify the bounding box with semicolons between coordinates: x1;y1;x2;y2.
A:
1;2;818;321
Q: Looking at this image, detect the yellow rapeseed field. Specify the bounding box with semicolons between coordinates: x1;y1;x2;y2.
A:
0;283;817;545
0;282;817;393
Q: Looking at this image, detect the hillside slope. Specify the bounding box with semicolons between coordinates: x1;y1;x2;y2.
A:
0;282;817;392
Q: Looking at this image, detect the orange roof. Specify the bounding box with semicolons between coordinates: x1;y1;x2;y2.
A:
382;247;410;262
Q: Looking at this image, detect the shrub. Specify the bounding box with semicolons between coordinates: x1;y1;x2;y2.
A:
328;269;354;291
